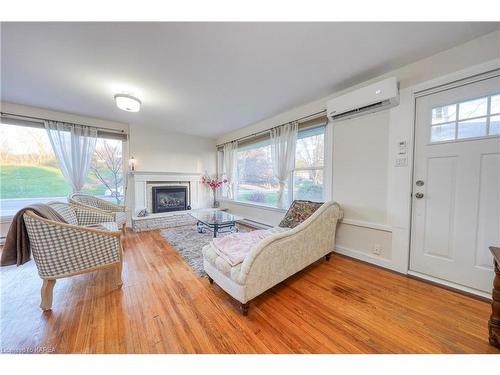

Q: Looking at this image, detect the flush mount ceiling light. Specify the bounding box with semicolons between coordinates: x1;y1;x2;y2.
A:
114;94;141;112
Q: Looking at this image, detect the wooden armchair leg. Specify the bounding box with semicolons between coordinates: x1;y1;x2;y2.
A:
40;279;56;311
240;302;250;316
121;223;126;235
116;262;123;288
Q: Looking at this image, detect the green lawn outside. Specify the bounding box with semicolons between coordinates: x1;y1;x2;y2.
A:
236;190;279;206
0;164;106;199
236;181;323;207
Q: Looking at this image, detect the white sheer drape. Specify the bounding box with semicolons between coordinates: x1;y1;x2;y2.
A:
222;141;238;199
45;121;97;192
323;120;334;201
270;121;298;209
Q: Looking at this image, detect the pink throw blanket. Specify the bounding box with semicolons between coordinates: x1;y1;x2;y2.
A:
212;229;280;266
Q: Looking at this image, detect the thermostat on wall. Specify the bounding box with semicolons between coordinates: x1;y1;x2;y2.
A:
396;140;408;167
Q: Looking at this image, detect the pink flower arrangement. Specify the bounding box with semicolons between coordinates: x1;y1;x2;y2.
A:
201;174;228;208
201;174;228;190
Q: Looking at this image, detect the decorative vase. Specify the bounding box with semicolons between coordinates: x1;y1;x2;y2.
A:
212;188;219;208
201;173;226;208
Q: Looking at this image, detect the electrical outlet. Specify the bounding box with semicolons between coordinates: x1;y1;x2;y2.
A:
395;157;407;167
373;244;382;255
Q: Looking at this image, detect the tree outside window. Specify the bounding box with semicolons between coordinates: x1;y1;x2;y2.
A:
0;123;125;216
232;125;326;208
85;138;124;204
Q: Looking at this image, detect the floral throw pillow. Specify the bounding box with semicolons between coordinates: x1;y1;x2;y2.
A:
278;200;324;229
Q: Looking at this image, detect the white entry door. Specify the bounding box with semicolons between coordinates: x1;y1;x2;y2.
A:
410;74;500;293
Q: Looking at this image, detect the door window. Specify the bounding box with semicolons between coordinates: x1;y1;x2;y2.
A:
430;92;500;143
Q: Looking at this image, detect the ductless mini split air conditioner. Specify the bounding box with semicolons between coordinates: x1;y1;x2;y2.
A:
327;77;400;122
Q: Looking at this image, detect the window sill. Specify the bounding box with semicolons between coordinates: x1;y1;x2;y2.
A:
219;199;287;213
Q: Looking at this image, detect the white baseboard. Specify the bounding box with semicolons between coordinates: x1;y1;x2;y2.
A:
334;245;403;273
335;245;492;299
340;218;392;232
407;270;491;299
238;218;272;229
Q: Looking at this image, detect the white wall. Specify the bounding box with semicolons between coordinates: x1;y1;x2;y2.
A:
128;123;216;174
332;110;389;224
127;124;217;212
219;29;500;273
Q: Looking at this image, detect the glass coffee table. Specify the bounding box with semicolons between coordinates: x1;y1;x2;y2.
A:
189;210;241;238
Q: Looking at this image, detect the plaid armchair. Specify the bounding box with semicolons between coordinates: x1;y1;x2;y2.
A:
23;202;123;311
69;193;127;233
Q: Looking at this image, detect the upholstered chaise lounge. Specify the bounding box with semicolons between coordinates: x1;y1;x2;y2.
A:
202;200;343;315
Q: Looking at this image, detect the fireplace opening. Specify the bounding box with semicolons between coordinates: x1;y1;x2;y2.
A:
152;186;189;213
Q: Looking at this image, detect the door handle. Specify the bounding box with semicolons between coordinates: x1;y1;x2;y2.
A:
415;192;424;199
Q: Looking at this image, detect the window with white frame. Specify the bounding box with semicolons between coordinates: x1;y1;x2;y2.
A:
430;92;500;143
235;137;283;207
291;126;325;202
0;121;126;217
226;124;326;209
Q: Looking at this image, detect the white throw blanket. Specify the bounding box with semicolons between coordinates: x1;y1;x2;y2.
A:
212;228;289;266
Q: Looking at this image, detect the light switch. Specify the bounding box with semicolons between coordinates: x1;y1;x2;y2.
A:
398;140;407;155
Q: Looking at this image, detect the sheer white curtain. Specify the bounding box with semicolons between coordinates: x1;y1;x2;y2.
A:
271;121;298;209
45;121;97;192
323;120;334;201
222;141;238;199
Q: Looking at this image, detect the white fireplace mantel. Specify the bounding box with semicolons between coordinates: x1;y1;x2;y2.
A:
127;171;207;215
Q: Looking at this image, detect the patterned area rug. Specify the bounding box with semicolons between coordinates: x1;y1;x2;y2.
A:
160;224;252;276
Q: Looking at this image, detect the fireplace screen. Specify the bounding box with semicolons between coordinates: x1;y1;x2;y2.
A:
152;186;188;213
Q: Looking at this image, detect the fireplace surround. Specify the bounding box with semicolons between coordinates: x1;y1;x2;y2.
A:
128;171;205;217
128;172;214;232
152;185;190;213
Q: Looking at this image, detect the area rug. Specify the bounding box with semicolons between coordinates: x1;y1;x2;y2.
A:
160;224;252;276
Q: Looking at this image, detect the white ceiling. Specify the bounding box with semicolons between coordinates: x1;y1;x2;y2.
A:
1;22;499;138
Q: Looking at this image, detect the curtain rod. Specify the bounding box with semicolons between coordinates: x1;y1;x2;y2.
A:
216;109;327;148
0;111;127;135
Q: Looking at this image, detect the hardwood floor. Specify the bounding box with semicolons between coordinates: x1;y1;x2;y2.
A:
1;229;498;354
